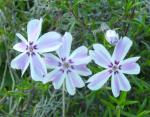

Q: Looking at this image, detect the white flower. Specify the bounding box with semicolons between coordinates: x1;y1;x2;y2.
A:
87;37;140;97
11;18;62;81
43;32;92;95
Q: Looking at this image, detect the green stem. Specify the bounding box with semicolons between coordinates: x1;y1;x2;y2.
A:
0;61;7;89
62;83;65;117
116;106;121;117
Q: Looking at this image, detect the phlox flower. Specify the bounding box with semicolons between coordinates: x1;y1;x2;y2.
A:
105;29;119;45
43;32;92;95
11;18;62;81
87;37;140;97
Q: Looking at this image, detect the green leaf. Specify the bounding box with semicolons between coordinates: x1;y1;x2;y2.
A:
100;99;115;110
138;110;150;117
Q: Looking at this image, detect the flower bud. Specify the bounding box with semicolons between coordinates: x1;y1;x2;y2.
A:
105;30;119;45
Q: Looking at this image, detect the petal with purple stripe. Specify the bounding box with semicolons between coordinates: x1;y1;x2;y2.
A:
57;32;72;58
66;74;76;95
121;57;140;74
117;72;131;91
37;32;62;53
52;71;65;89
27;18;42;42
69;46;91;65
73;64;92;76
112;37;132;61
87;70;111;90
89;44;112;68
90;50;111;69
11;52;29;76
13;42;27;52
67;71;85;88
16;33;28;45
111;73;120;97
44;53;61;69
30;53;47;81
43;69;65;90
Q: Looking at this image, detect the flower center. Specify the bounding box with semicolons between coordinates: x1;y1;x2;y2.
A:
26;42;37;56
59;58;74;73
112;65;118;71
63;62;70;69
108;61;121;74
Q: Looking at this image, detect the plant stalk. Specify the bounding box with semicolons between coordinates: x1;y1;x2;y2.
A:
62;83;65;117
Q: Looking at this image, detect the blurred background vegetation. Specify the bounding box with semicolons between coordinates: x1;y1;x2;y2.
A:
0;0;150;117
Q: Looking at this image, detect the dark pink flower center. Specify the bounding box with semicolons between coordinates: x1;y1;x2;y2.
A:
63;62;70;69
59;58;74;73
108;61;121;74
26;42;37;56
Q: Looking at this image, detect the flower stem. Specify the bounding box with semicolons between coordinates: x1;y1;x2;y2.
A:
116;105;121;117
62;83;65;117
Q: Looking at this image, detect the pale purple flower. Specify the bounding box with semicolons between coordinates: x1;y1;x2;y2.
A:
43;32;92;95
87;37;140;97
105;29;119;45
11;18;62;81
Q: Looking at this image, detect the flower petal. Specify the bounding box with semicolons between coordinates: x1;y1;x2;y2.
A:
87;70;111;90
67;71;85;88
53;72;66;89
73;64;92;76
44;53;61;69
69;46;91;65
36;32;62;53
27;18;42;42
11;52;29;76
16;33;28;44
66;74;76;95
42;69;57;83
121;57;140;74
112;37;132;61
116;72;131;91
90;44;112;68
13;42;27;52
30;53;47;81
43;69;65;89
57;32;72;58
111;73;120;97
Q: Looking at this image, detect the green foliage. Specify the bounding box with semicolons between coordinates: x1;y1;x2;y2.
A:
0;0;150;116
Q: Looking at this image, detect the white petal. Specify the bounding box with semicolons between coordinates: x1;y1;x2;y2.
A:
111;73;120;97
53;71;65;89
87;70;111;90
112;37;132;61
44;53;61;69
57;32;72;58
121;57;140;74
117;72;131;91
36;31;62;53
11;52;29;76
90;44;112;68
43;69;65;90
65;74;76;95
30;53;47;81
16;33;28;44
67;71;85;88
69;46;91;65
120;57;140;64
27;18;42;42
73;64;92;76
13;42;27;52
42;69;57;84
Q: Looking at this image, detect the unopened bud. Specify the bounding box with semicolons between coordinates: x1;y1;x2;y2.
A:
105;30;119;45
